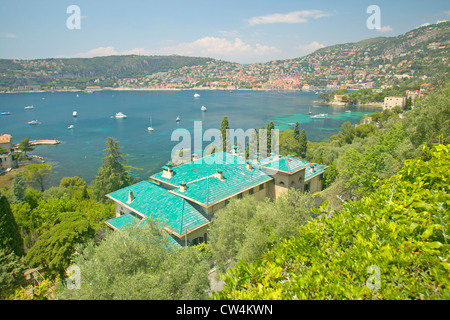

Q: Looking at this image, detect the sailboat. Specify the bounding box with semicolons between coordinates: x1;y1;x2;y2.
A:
148;117;154;131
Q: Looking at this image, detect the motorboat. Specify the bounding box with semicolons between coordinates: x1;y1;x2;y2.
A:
310;113;328;119
345;110;351;113
115;112;127;119
68;125;74;129
28;120;39;125
1;112;11;115
176;116;180;122
194;93;200;98
25;105;34;109
73;111;77;117
201;106;207;111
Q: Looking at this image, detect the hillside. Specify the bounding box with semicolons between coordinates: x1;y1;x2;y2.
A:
0;21;448;92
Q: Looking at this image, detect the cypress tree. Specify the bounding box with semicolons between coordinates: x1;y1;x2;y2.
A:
91;137;135;202
299;129;308;159
219;116;230;152
267;122;275;154
0;196;24;256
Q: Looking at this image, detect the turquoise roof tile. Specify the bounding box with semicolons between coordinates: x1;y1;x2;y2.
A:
304;163;328;181
152;152;272;206
258;155;310;173
107;181;210;236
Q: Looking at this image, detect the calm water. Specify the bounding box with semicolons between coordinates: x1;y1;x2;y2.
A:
0;90;379;186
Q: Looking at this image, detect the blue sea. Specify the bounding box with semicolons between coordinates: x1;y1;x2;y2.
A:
0;90;379;187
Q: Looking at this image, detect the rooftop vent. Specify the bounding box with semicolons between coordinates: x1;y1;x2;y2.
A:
310;166;315;173
162;166;174;179
246;161;253;171
217;170;224;180
180;182;187;192
126;190;135;204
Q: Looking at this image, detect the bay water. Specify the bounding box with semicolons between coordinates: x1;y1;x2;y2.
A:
0;90;379;187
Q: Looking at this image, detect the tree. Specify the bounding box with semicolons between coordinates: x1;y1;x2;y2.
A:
26;212;95;277
18;137;34;157
0;249;27;299
213;144;450;300
22;163;53;192
298;129;308;159
55;219;210;300
0;196;24;256
219;116;230;152
12;174;27;203
208;190;314;273
91;137;135;202
293;122;300;141
266;121;275;154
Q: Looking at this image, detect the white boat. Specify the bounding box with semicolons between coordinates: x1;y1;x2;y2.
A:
148;117;154;131
345;110;351;113
28;120;39;125
194;93;200;98
201;106;207;111
115;112;127;119
176;116;180;122
25;105;34;109
68;125;74;129
311;113;328;119
73;111;77;117
1;112;11;115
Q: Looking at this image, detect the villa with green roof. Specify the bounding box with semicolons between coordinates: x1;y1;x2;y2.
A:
105;151;327;247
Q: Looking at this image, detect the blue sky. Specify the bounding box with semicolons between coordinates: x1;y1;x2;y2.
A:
0;0;448;64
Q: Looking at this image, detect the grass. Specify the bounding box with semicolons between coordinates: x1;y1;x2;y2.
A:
0;165;28;189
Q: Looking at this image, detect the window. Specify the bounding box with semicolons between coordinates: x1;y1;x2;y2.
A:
259;184;264;191
192;237;204;245
249;188;254;195
279;181;285;186
304;183;310;192
237;193;242;199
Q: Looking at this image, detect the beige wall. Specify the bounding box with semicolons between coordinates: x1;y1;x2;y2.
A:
384;97;406;110
305;174;323;194
0;154;14;169
271;169;306;198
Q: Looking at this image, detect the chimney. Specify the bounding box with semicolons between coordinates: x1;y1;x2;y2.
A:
162;166;174;179
246;160;253;170
310;166;315;173
192;153;197;161
217;170;224;180
126;190;135;204
180;182;187;192
278;155;283;159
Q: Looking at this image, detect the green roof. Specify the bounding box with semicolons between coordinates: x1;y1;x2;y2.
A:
152;152;272;206
304;163;328;182
258;155;310;173
105;213;182;249
106;181;210;236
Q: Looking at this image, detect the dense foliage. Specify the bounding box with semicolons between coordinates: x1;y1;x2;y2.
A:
91;137;135;202
55;220;211;300
209;190;315;273
213;143;449;299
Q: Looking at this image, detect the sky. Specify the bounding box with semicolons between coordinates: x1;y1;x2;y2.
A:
0;0;449;64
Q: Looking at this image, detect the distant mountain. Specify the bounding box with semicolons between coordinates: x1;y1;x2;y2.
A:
0;55;214;91
0;22;448;92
